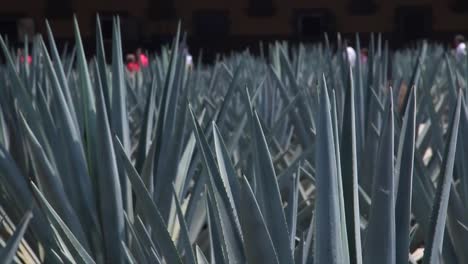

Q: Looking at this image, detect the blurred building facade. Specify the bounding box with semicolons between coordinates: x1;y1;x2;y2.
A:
0;0;467;57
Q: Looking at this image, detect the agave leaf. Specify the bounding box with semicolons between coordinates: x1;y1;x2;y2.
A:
134;78;157;173
446;185;468;263
250;108;294;264
456;97;468;203
189;108;244;262
196;246;210;264
19;113;90;250
445;54;458;103
363;91;395;264
114;137;183;264
0;210;33;264
0;35;39;127
45;21;79;130
72;22;103;259
94;64;125;263
152;22;181;221
239;176;280;264
213;60;245;125
49;249;67;264
173;131;198;200
395;87;416;264
122;241;137;264
206;191;229;263
401;43;427;116
110;16;133;226
48;224;77;264
161;55;190;233
123;213;149;264
134;216;161;263
73;15;97;156
31;184;95;264
285;171;299;252
340;66;363;264
331;90;350;264
0;143;54;242
95;15;111;118
210;179;245;263
170;186;196;264
314;80;346;264
212;123;242;225
65;46;77;80
0;104;8;148
270;90;302;135
139;129;158;196
354;33;365;153
41;38;102;251
269;66;312;147
423;92;462;264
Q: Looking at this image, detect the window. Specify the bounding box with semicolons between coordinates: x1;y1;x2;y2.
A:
451;0;468;13
293;9;335;39
94;12;140;50
349;0;377;15
193;10;230;37
46;0;73;18
248;0;276;17
148;0;176;20
0;17;19;41
99;15;114;41
17;18;35;43
395;6;433;41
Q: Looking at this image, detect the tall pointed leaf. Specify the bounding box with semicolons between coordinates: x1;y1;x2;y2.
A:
423;92;462;264
114;138;183;264
314;80;345;264
239;176;280;264
395;88;416;264
251;110;294;264
363;91;395;264
340;67;363;264
94;61;124;263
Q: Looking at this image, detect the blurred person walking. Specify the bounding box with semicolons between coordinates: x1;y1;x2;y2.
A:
126;53;140;72
136;48;149;67
344;39;357;67
454;34;466;60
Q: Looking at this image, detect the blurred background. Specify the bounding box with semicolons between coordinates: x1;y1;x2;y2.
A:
1;0;468;61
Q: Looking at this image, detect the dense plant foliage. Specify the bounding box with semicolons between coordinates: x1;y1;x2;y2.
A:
0;17;468;264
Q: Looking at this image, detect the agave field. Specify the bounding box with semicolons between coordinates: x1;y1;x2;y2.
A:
1;16;468;264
